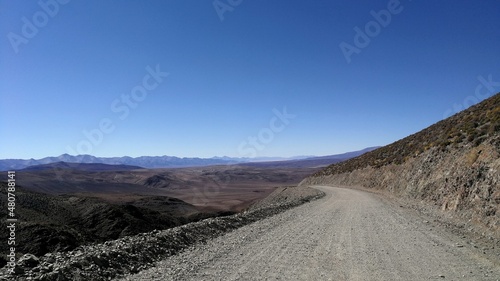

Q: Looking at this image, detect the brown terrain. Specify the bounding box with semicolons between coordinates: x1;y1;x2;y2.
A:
0;162;321;267
13;164;318;211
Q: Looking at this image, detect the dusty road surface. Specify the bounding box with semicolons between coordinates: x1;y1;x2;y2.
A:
120;186;500;280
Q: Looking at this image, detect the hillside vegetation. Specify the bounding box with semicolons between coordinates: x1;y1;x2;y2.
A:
314;94;500;176
303;93;500;236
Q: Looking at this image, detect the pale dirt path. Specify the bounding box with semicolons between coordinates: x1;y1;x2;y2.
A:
119;186;500;280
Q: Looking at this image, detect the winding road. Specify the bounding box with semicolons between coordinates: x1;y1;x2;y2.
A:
120;186;500;280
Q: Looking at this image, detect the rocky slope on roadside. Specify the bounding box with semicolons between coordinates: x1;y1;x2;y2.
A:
0;183;210;267
0;185;324;280
301;93;500;238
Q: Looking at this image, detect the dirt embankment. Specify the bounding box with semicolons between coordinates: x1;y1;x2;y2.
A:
301;137;500;239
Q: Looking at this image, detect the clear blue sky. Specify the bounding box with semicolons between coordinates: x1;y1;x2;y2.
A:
1;0;499;159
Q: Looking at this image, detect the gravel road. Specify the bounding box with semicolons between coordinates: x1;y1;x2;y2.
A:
120;186;500;280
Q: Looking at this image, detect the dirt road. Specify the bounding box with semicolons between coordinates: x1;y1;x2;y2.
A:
120;186;500;280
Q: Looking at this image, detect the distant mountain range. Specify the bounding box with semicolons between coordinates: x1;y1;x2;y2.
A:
0;154;237;171
20;162;144;172
241;147;380;168
0;147;380;171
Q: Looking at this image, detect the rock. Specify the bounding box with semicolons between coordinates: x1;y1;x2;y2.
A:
18;253;40;268
12;266;25;275
44;253;56;263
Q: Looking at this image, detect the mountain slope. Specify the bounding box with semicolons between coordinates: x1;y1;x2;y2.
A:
302;93;500;236
0;182;210;266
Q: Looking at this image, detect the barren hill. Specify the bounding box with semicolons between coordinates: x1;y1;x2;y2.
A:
0;182;211;267
302;93;500;236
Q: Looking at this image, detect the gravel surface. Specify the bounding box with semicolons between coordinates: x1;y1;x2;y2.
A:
0;186;323;280
119;186;500;281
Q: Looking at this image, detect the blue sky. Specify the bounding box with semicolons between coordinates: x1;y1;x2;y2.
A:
1;0;499;159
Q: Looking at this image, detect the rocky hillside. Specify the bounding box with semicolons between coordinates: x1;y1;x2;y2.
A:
302;93;500;236
0;183;219;268
0;186;324;280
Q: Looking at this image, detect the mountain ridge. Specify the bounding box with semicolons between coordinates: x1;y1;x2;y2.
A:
20;162;144;172
311;93;500;177
0;148;379;171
